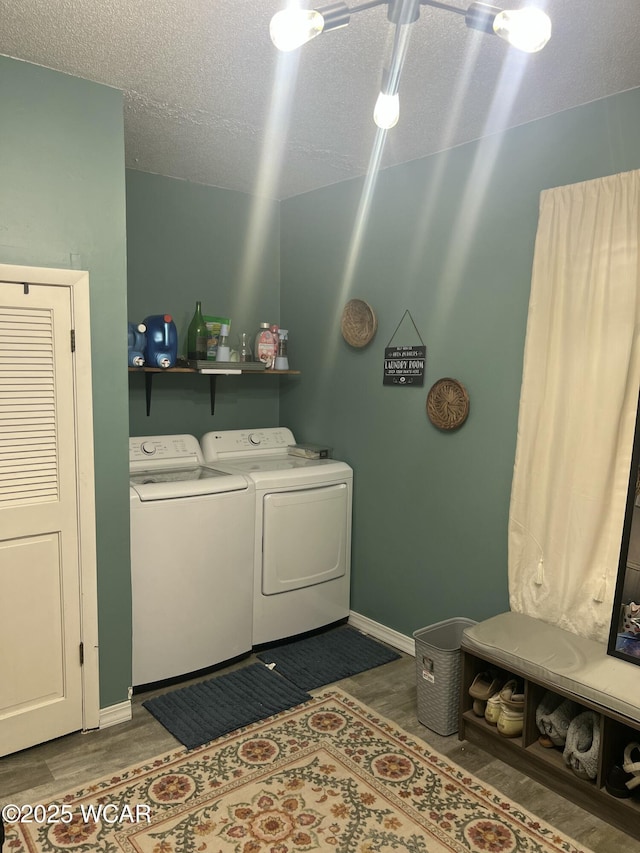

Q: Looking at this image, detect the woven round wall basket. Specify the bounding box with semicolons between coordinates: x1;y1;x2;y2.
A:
341;298;377;348
426;378;470;430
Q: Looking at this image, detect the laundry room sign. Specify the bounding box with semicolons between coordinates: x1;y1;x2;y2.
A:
383;345;426;385
383;310;426;386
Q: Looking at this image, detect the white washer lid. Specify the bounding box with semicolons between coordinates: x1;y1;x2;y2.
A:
130;465;248;500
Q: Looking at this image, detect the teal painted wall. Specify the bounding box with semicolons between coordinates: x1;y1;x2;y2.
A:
5;50;638;717
279;87;640;638
0;56;131;705
125;170;282;438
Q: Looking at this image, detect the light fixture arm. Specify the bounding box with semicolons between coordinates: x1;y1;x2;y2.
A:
387;0;421;25
420;0;505;33
418;0;467;15
350;0;389;12
462;2;502;33
317;1;352;32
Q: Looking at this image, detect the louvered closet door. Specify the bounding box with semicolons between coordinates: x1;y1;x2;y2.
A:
0;282;83;755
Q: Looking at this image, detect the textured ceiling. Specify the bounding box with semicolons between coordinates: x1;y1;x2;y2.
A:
1;0;639;199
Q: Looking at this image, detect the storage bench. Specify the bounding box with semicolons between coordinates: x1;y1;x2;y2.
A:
459;611;640;838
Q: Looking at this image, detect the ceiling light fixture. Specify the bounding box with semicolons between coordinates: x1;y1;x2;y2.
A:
270;0;551;129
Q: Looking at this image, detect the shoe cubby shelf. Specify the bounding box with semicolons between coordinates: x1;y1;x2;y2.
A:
459;648;640;839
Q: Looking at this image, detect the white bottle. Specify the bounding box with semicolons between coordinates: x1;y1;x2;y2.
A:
216;324;231;361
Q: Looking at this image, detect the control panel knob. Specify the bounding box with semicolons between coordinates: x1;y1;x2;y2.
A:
248;433;262;446
141;441;156;455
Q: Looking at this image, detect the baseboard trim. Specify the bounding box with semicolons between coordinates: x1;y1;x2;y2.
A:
99;700;132;729
97;622;412;728
348;611;415;656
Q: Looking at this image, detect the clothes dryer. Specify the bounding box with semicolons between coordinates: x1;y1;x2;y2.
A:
129;434;254;686
200;428;352;645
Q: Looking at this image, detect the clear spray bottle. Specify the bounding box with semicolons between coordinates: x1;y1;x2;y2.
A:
275;329;289;370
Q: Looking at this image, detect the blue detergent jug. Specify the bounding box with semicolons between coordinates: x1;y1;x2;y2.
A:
143;314;178;368
127;322;147;367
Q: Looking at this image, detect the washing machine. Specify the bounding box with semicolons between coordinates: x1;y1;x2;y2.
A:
129;434;255;686
200;428;352;645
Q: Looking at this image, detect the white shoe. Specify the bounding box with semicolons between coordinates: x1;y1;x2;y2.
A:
484;691;502;725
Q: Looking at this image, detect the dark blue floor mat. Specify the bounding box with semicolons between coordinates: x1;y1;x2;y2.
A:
143;662;312;749
256;625;401;691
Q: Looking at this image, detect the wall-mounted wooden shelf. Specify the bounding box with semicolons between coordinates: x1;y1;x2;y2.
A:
127;366;300;415
128;368;300;375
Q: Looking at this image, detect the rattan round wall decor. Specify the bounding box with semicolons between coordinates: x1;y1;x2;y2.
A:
426;378;470;430
341;298;377;348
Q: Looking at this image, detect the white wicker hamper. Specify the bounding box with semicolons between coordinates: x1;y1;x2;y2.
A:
413;617;477;736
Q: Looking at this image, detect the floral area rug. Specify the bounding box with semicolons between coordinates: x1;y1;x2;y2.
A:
6;689;592;853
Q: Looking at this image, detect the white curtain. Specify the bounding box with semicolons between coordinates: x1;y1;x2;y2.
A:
509;170;640;643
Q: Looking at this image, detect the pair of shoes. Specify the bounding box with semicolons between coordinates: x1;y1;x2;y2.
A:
606;764;634;798
469;671;503;716
563;710;600;780
622;742;640;792
535;692;579;748
485;678;524;737
485;679;521;726
496;679;524;738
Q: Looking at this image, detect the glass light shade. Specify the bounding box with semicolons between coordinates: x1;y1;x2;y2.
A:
493;8;551;53
269;8;325;51
373;92;400;129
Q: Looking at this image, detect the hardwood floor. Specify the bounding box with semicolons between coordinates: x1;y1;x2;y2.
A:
2;650;640;853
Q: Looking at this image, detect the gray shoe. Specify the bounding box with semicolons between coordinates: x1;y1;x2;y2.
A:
563;710;600;780
536;692;579;747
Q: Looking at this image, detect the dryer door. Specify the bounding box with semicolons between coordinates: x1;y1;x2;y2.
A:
262;483;349;594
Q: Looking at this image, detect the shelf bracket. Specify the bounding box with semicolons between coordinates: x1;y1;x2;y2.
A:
141;370;216;416
209;374;217;415
145;373;153;416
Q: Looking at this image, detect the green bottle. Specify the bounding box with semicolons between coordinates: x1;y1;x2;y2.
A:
187;301;208;360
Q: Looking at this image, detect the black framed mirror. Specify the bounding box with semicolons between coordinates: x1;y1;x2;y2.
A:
608;389;640;664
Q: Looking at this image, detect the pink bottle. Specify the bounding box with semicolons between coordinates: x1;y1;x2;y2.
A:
254;322;277;368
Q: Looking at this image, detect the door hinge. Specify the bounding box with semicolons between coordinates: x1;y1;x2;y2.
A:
71;329;76;352
79;641;84;665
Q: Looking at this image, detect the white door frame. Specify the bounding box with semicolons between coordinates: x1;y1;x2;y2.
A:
0;263;99;730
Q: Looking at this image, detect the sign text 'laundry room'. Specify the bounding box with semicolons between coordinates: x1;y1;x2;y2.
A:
383;345;426;386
